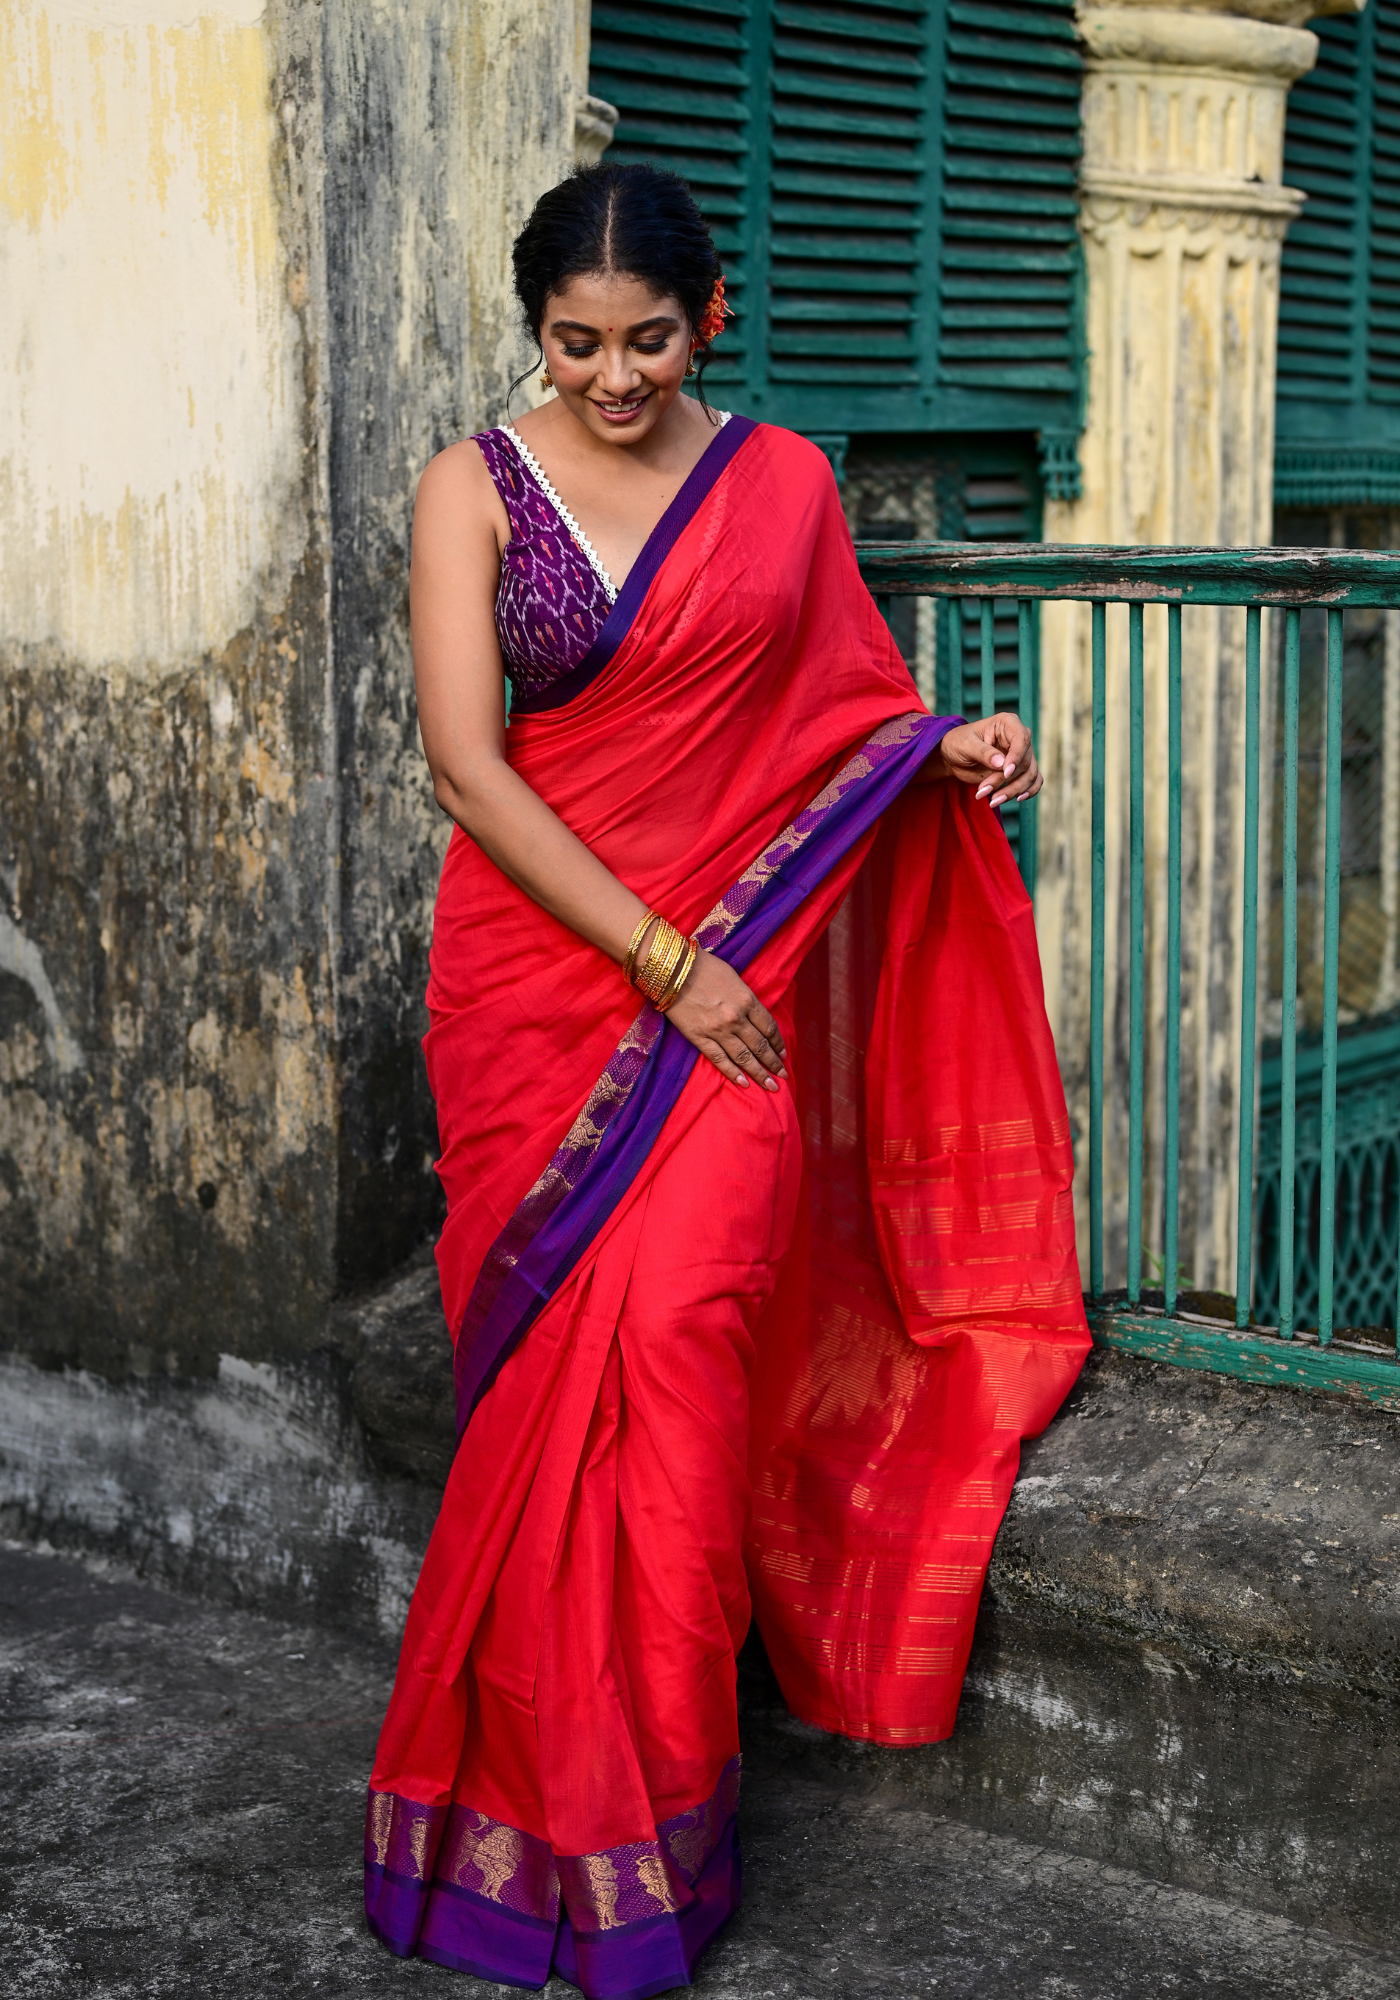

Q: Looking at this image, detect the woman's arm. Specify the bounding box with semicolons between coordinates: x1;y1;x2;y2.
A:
411;446;788;1091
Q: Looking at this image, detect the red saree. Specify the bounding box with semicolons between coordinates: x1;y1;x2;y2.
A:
365;419;1088;1997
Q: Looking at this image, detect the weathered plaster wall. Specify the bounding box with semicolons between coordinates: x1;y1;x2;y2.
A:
1;0;335;1377
321;0;579;1284
0;0;310;667
1;2;581;1384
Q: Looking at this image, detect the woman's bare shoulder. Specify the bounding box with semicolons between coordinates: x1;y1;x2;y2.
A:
417;437;495;507
414;438;506;546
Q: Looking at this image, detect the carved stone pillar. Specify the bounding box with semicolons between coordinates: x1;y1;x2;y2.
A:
1035;1;1351;1295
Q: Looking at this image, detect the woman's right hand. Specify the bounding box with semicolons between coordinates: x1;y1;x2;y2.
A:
664;948;788;1091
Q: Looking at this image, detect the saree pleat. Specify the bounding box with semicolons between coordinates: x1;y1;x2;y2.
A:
367;421;1089;1994
370;1059;801;1994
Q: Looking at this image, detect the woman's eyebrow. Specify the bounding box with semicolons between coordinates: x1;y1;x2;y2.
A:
548;314;681;335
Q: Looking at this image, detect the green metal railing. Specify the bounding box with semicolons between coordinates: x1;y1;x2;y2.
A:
856;540;1400;1409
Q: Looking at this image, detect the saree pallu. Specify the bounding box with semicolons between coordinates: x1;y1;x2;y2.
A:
366;419;1089;1998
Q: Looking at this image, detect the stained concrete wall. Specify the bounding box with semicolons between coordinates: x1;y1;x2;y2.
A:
0;0;579;1382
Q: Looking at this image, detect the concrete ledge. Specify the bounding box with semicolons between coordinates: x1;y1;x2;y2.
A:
993;1346;1400;1697
6;1279;1398;1697
0;1346;441;1639
734;1346;1400;1947
335;1251;456;1483
740;1606;1400;1948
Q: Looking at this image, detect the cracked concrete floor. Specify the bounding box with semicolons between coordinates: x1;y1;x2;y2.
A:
2;1541;1398;2000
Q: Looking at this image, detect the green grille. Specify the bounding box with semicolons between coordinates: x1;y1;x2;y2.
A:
851;538;1400;1408
1255;1014;1400;1334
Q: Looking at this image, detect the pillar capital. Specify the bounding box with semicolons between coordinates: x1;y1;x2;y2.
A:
1079;4;1318;229
1084;0;1362;25
1081;5;1319;76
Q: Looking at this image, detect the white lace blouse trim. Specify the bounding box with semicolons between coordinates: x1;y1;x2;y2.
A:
503;412;732;609
503;425;618;604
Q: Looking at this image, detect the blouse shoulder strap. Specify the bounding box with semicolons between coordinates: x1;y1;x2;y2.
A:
474;425;542;534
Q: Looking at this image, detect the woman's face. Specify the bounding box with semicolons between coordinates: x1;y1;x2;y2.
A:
539;271;694;444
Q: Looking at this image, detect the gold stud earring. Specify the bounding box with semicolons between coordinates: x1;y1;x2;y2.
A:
540;368;553;389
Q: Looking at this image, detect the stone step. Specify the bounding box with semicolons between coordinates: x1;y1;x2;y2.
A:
4;1542;1397;2000
738;1343;1400;1950
5;1267;1399;1953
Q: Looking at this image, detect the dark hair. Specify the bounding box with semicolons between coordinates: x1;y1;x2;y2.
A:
510;162;724;419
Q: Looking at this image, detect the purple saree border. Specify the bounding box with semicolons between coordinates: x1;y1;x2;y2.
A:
366;1759;742;1997
509;415;758;717
452;708;961;1435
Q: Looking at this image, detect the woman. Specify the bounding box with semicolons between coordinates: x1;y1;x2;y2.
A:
365;163;1088;1998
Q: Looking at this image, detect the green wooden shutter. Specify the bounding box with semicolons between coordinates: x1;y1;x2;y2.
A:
1276;0;1400;505
766;0;928;395
1276;16;1366;410
1370;0;1400;407
588;3;754;388
589;0;1083;474
938;0;1082;400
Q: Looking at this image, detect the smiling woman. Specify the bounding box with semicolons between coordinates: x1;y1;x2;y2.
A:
363;162;1086;2000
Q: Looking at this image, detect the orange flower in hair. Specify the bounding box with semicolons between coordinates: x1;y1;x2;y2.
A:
695;275;732;349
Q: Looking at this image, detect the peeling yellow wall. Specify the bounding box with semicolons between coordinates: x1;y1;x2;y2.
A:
0;0;305;668
1;0;585;1375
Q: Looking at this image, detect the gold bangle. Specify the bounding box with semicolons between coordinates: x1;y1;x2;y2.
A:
634;916;676;994
639;923;684;1005
658;937;695;1010
624;910;660;986
657;937;698;1011
644;924;688;1008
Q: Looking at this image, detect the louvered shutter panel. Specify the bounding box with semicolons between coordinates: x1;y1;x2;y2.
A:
588;2;753;388
1277;16;1364;407
938;0;1082;396
1276;0;1400;503
1370;2;1400;404
766;0;927;391
589;0;1083;453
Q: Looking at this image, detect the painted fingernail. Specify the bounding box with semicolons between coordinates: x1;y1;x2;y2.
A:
764;1078;779;1092
736;1076;750;1088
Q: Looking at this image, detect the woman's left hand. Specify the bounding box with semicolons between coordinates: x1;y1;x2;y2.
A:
927;713;1043;806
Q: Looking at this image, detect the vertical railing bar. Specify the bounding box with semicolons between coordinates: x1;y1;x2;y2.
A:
1128;603;1145;1305
980;597;996;720
1236;605;1262;1328
934;597;956;717
1017;599;1037;900
1091;600;1107;1303
1280;607;1300;1340
1319;606;1344;1344
1164;603;1182;1318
